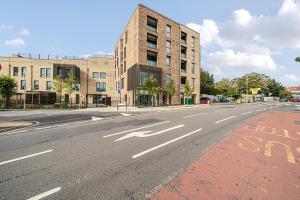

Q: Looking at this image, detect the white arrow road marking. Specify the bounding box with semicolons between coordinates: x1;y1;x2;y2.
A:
132;128;203;159
103;121;170;138
0;149;53;166
121;113;131;116
114;125;184;142
92;116;103;121
27;187;61;200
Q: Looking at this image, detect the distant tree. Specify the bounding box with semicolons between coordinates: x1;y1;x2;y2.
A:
279;89;292;99
64;75;80;104
235;73;270;95
0;75;17;109
200;70;215;95
182;79;194;104
215;79;238;97
52;76;65;103
267;79;285;97
166;80;176;105
295;57;300;62
139;75;161;107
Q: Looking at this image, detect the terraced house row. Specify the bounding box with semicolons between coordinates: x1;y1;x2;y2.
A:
0;4;201;107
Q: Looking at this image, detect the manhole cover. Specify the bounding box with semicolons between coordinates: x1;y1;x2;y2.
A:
0;121;35;128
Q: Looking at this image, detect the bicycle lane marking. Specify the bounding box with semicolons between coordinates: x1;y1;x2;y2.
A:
150;111;300;200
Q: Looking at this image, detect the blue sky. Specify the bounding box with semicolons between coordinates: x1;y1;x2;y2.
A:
0;0;299;86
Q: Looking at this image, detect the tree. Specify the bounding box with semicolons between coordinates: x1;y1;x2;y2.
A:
295;57;300;62
52;76;65;103
200;70;215;95
0;75;17;109
182;79;194;104
215;79;238;97
64;75;80;104
267;79;285;97
166;80;176;105
235;73;270;95
139;75;161;107
279;89;292;99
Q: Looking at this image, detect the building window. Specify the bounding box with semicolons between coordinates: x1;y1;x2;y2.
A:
40;68;46;78
120;38;123;49
124;61;126;72
192;78;195;88
93;72;99;78
166;56;171;69
96;82;106;92
100;72;106;79
120;63;123;75
124;47;126;59
192;50;195;61
166;41;171;54
125;31;128;43
46;68;51;78
192;36;195;48
192;63;195;74
13;67;18;77
166;74;171;84
21;80;26;90
21;67;26;77
121;78;124;89
166;25;171;38
34;80;39;90
46;81;52;90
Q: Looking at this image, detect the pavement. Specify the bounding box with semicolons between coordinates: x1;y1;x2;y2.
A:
0;102;298;199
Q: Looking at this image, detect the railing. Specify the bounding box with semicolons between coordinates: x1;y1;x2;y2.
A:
147;42;157;49
181;69;187;73
181;39;187;45
147;60;157;66
147;25;157;33
181;53;187;58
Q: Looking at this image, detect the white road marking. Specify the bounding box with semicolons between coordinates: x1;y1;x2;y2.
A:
121;113;131;116
92;116;103;121
114;125;184;142
27;187;61;200
256;109;264;112
132;128;203;159
215;116;236;124
103;121;170;138
240;111;253;115
0;149;53;166
182;113;207;119
214;109;226;112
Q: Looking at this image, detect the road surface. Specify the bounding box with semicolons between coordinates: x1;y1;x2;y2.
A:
0;103;298;199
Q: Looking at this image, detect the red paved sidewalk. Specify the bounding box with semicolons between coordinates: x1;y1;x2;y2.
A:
151;111;300;200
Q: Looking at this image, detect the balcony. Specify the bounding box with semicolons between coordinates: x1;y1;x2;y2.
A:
147;25;157;33
181;53;187;58
181;69;187;73
147;60;157;66
181;39;187;45
147;42;157;49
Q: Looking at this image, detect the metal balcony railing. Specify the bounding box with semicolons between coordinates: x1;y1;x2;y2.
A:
181;39;187;45
181;53;187;58
147;42;157;49
147;25;157;33
147;60;157;66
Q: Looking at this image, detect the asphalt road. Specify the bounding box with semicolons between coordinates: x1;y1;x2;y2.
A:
0;103;294;200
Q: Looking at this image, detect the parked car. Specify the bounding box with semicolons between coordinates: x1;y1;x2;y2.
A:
290;98;300;102
200;97;212;104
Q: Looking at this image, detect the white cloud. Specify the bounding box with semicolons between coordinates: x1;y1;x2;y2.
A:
187;20;220;46
233;9;253;26
4;38;25;47
19;28;31;35
284;74;300;82
207;48;277;71
0;25;13;33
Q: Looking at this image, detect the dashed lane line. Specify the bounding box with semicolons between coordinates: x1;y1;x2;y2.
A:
215;116;236;124
0;149;53;166
132;128;203;159
182;113;207;119
27;187;61;200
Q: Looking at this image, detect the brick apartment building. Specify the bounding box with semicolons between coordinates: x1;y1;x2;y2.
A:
0;4;201;107
115;4;201;106
0;54;115;107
